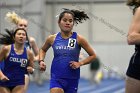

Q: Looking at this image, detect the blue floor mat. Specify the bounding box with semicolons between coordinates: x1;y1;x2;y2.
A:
27;78;125;93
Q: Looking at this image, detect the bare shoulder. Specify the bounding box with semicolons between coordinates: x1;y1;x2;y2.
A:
2;45;10;51
77;34;83;39
27;48;33;55
77;34;86;43
136;7;140;14
29;37;36;43
47;34;57;45
0;45;11;57
133;7;140;20
48;34;57;40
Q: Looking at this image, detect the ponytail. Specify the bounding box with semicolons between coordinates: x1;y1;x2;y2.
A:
58;8;89;24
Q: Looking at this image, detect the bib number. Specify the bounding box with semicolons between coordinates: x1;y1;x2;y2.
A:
20;59;28;67
68;38;76;48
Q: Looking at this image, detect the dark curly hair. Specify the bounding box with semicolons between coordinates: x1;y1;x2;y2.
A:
0;28;29;45
58;8;89;24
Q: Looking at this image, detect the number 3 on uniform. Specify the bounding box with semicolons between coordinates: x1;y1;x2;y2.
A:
68;38;76;48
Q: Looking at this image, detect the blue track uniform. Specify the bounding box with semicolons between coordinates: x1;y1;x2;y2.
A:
0;44;28;87
0;41;30;75
50;32;81;93
0;61;4;70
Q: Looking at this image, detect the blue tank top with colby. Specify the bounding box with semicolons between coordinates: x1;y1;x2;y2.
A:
51;32;81;79
0;44;28;86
